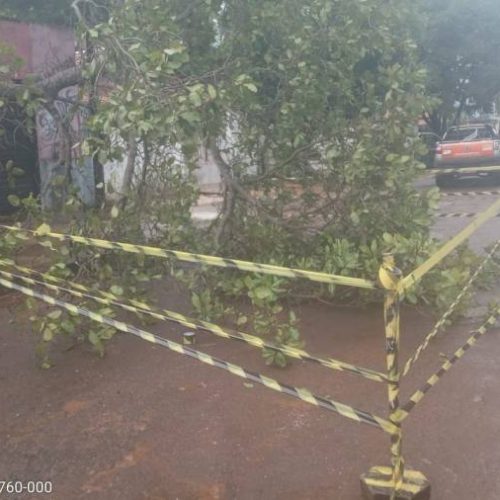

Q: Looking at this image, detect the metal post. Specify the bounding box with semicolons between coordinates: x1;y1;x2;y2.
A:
360;254;431;499
380;253;404;498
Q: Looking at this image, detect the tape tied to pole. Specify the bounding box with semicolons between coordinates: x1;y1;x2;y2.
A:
0;275;397;434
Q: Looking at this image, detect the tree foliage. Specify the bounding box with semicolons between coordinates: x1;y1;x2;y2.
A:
83;0;434;252
3;0;489;366
420;0;500;133
74;0;459;348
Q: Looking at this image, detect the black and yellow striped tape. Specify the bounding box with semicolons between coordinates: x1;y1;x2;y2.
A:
399;197;500;293
361;466;430;496
0;260;387;383
0;225;375;289
0;276;396;434
440;190;500;197
437;212;500;219
396;307;500;422
379;254;405;493
402;240;500;377
433;165;500;175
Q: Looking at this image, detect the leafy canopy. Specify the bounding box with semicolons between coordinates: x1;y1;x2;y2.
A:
420;0;500;132
85;0;433;250
3;0;488;366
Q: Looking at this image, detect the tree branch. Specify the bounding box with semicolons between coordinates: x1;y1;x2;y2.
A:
1;66;83;100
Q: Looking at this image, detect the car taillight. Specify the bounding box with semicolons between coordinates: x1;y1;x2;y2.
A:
435;144;442;154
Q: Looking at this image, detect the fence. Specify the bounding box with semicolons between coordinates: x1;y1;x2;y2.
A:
1;195;500;500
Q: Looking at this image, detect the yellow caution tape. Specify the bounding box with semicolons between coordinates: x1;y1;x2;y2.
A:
379;254;405;493
437;212;500;218
433;165;500;174
361;466;429;496
0;225;376;289
0;276;396;434
399;197;500;293
402;240;500;377
0;260;387;383
440;190;500;197
396;307;500;422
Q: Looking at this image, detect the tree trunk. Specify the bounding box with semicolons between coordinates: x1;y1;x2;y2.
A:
208;139;236;247
119;131;137;208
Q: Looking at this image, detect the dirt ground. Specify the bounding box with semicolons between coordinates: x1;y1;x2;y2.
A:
1;277;500;500
2;175;500;499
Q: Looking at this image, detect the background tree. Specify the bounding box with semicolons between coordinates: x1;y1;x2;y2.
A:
420;0;500;135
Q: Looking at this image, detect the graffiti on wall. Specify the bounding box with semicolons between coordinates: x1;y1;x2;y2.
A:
36;86;88;162
37;86;95;208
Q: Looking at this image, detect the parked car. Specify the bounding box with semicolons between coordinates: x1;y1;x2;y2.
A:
433;124;500;187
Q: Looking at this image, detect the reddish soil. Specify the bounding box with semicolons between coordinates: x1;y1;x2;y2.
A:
1;284;500;500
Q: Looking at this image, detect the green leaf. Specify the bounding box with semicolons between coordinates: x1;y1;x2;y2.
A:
39;240;55;249
47;310;62;320
235;74;249;83
61;320;75;335
35;223;51;236
207;84;217;99
243;83;258;93
189;91;203;107
42;328;54;342
14;231;29;240
164;45;184;55
192;293;201;311
236;315;248;326
180;111;201;124
274;352;287;368
7;195;20;207
253;286;272;300
88;331;100;346
110;285;124;296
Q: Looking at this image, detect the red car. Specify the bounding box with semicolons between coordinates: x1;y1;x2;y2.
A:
434;124;500;187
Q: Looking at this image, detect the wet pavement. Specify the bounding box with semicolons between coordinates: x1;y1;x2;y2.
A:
1;175;500;499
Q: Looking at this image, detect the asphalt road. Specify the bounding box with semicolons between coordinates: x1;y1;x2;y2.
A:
0;174;499;500
2;291;500;500
418;173;500;253
416;172;500;318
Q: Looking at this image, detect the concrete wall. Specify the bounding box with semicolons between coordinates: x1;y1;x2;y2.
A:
103;146;222;196
36;85;96;208
195;148;221;188
1;20;95;209
0;20;75;77
2;20;222;206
